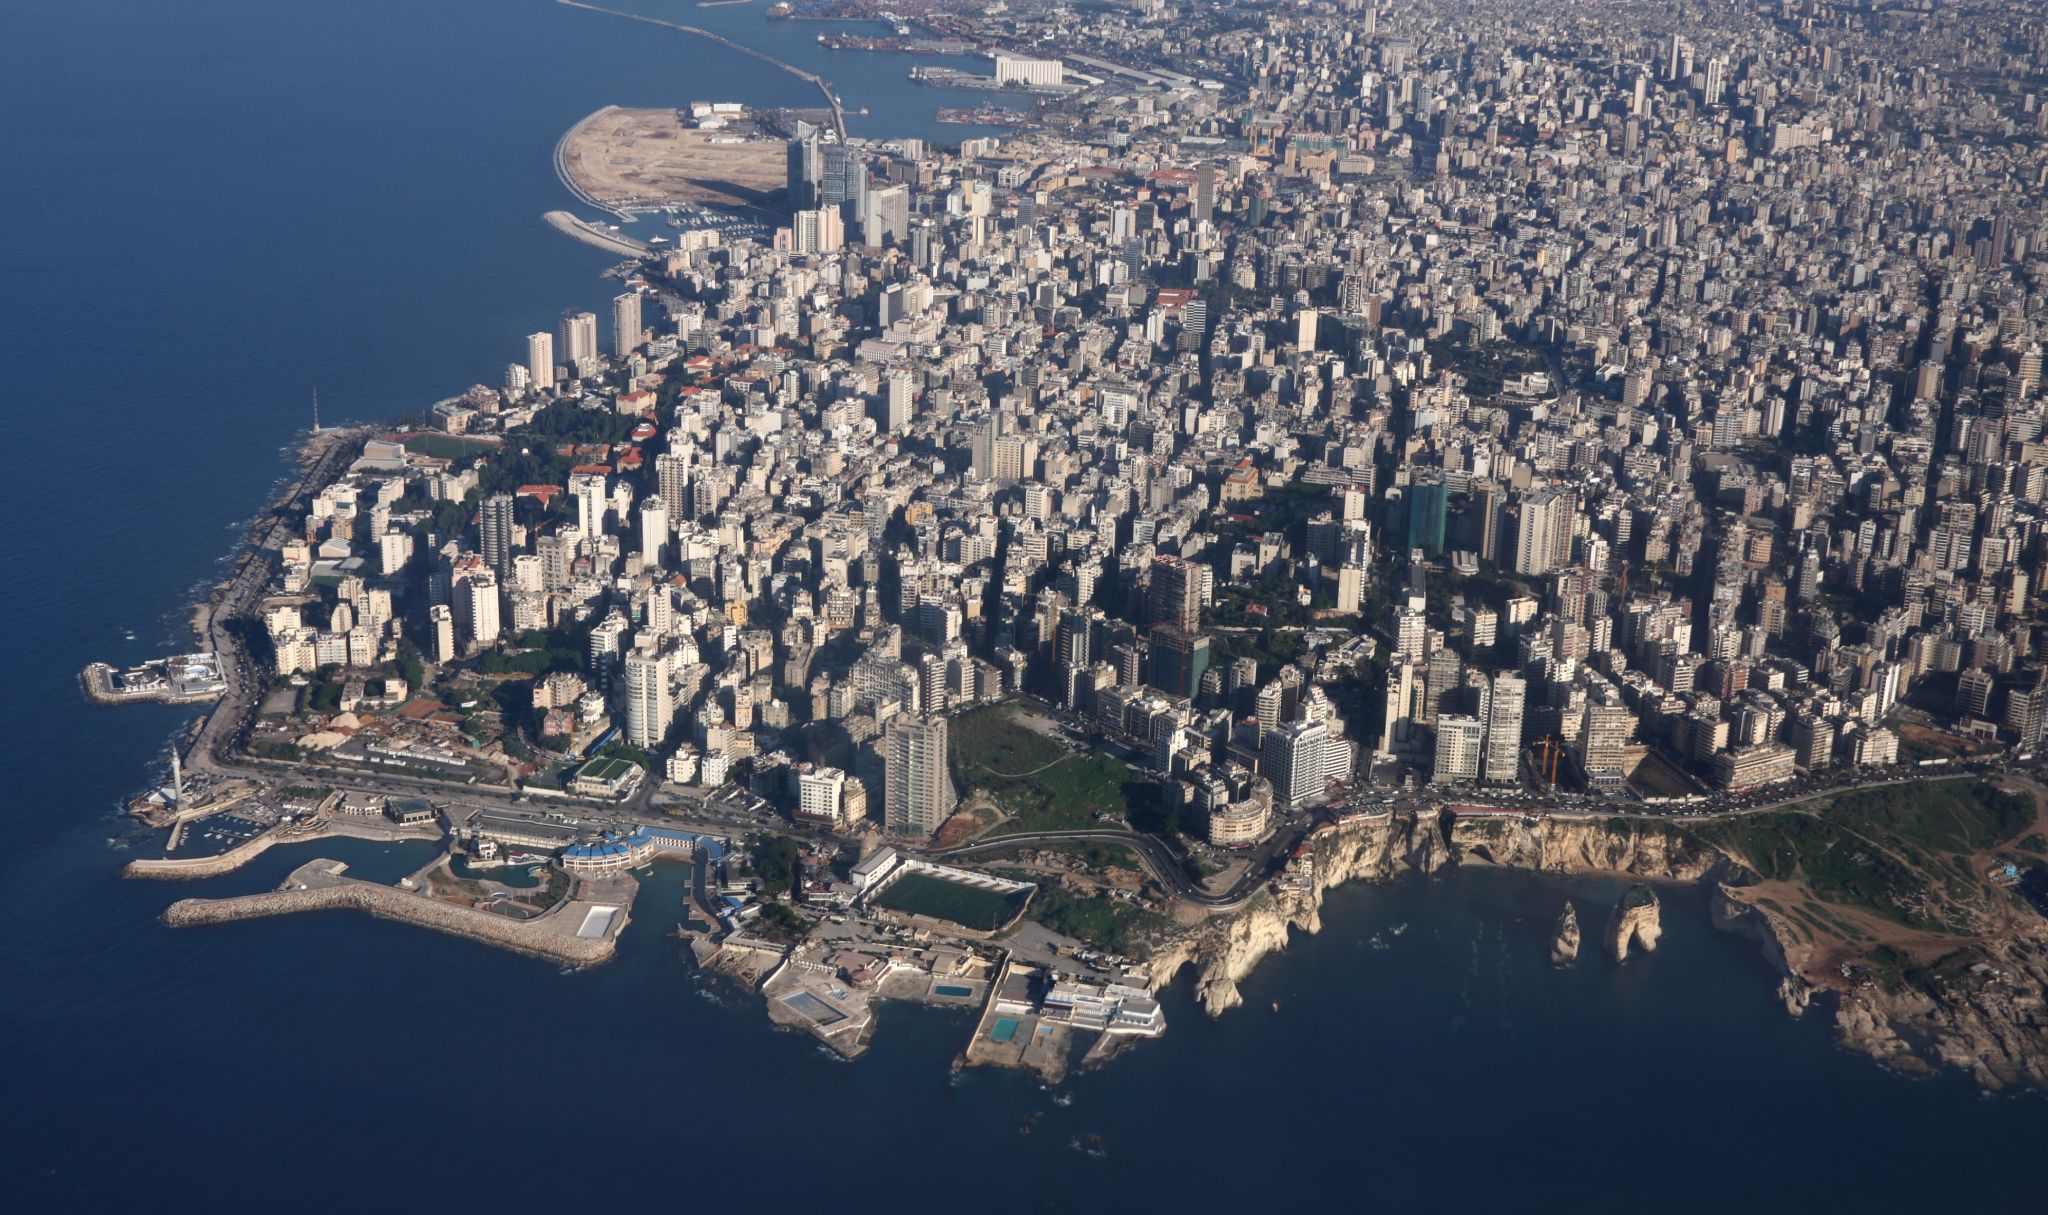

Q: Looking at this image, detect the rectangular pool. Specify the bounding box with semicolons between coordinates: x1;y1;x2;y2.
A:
575;906;619;939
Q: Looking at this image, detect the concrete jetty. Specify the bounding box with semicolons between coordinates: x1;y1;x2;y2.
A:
126;818;443;880
543;209;650;256
164;861;633;966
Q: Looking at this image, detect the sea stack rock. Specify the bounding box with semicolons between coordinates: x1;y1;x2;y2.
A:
1606;884;1662;963
1550;900;1581;966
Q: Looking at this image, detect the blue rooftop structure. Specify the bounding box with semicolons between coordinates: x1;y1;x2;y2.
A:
560;826;731;875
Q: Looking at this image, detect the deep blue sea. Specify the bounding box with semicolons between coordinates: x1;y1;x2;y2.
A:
3;2;2042;1209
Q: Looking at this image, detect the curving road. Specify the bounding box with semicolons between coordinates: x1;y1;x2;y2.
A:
934;829;1286;910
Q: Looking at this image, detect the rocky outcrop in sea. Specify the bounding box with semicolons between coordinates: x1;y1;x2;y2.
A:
1606;885;1662;963
1550;900;1580;966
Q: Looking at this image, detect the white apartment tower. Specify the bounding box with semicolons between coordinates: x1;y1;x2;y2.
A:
569;470;609;538
622;646;672;750
428;604;457;665
559;310;600;368
1484;672;1526;783
525;331;555;392
884;714;955;839
457;568;501;650
612;291;643;357
1432;714;1484;785
1264;717;1332;807
638;494;667;570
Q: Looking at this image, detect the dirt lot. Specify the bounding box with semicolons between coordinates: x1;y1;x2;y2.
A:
560;106;786;210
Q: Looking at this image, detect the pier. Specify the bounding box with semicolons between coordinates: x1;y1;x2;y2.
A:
556;0;846;140
543;209;651;257
81;653;227;706
126;816;443;880
164;858;634;966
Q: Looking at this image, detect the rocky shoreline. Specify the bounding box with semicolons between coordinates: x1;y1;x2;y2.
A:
1142;808;2045;1092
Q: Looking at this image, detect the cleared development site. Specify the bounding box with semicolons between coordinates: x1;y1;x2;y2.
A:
557;105;786;213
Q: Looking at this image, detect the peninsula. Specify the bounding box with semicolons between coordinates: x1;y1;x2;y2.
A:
107;0;2048;1093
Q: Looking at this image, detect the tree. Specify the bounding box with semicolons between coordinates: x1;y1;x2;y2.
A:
752;835;802;895
397;640;425;693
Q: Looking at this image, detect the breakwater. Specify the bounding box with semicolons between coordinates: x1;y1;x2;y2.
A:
164;876;627;966
555;0;845;139
128;833;286;880
552;107;621;216
126;819;443;880
543;209;650;256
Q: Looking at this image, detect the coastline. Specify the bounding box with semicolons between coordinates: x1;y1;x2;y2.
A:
1138;806;2048;1094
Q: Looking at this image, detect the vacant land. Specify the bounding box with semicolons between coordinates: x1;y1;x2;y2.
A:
1694;778;2043;954
997;870;1169;958
871;871;1028;932
950;704;1134;836
1896;721;1996;761
560;107;786;210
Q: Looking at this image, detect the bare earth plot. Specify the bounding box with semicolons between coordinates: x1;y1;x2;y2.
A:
560;107;786;210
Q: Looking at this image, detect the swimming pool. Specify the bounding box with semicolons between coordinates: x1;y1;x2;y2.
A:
575;906;618;938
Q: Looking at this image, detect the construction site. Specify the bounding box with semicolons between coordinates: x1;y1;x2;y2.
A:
556;104;789;216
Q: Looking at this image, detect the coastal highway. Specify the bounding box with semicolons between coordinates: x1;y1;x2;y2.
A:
187;428;366;780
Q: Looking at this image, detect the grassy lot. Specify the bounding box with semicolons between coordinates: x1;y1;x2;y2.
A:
1691;780;2035;933
1003;874;1169;958
951;705;1136;836
871;871;1029;932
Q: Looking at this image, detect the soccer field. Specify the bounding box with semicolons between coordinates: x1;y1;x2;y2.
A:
579;756;634;782
871;872;1029;932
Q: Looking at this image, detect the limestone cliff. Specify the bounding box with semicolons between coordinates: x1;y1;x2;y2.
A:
1139;804;2045;1093
1605;884;1662;962
1550;900;1580;966
1708;885;1814;1016
1448;813;1719;880
1146;809;1707;1017
1142;812;1401;1016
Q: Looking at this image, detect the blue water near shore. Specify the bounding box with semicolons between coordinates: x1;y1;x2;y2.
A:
2;1;2043;1209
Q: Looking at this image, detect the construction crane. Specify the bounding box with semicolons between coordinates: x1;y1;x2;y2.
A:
1529;735;1567;786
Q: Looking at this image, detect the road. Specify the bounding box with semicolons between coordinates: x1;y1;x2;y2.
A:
935;827;1303;910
